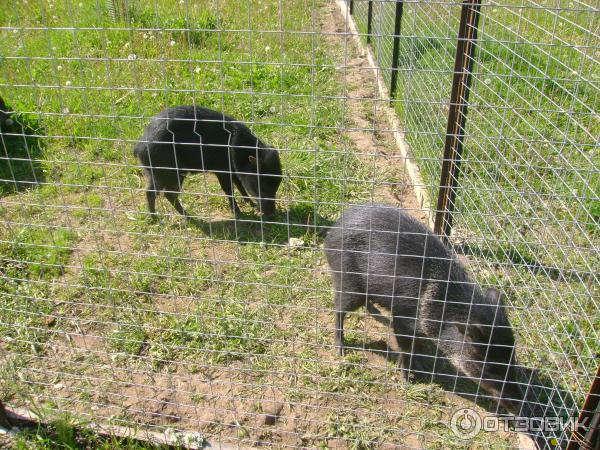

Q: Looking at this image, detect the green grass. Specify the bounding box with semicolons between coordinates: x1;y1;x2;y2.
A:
0;0;593;448
2;414;190;449
0;226;77;280
352;0;598;405
0;226;78;355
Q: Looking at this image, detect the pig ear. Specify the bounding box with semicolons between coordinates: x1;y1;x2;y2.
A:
248;155;257;165
0;97;6;111
485;288;503;305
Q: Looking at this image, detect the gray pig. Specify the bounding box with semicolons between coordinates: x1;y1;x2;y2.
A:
324;204;525;413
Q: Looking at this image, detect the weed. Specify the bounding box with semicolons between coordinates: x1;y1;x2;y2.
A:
0;226;77;280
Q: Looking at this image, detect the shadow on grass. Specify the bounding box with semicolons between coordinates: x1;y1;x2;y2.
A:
398;36;444;67
456;242;595;284
353;338;575;450
182;204;336;245
0;103;46;197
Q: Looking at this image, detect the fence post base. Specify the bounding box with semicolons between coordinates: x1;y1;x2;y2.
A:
434;0;482;240
389;1;404;100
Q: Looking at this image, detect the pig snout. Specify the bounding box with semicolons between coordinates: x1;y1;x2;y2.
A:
260;198;276;217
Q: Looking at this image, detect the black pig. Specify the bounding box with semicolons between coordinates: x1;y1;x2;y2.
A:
0;97;15;131
134;106;282;218
324;204;526;413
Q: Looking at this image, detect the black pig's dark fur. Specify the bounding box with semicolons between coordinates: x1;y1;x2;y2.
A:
0;97;14;130
324;204;526;413
134;106;282;217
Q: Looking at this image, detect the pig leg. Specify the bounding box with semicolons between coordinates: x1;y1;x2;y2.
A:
216;173;241;215
332;287;349;356
232;176;255;206
144;171;158;220
331;274;346;355
160;171;188;217
405;336;430;378
146;187;157;216
335;307;346;356
164;191;188;217
367;302;392;328
334;289;367;356
392;318;418;381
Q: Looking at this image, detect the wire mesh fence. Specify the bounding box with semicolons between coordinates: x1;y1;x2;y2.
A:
0;0;598;449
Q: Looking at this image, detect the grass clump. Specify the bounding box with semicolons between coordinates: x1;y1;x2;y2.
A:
151;301;269;365
7;414;188;449
0;226;77;281
0;226;76;355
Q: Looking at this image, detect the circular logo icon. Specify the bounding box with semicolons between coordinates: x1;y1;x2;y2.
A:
450;408;482;440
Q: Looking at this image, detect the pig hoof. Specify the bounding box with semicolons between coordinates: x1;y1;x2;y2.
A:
396;358;411;381
397;367;409;382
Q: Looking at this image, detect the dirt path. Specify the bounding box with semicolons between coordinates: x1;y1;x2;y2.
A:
320;2;429;225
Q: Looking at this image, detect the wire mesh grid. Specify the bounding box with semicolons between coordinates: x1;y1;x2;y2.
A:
0;0;598;449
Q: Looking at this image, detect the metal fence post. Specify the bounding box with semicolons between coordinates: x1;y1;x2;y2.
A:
367;0;374;43
566;364;600;450
349;0;354;15
390;0;404;99
434;0;482;240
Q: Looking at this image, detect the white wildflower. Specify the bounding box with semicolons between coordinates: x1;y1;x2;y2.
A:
289;237;304;248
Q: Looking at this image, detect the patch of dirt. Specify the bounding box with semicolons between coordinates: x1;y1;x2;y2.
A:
320;2;428;225
202;240;240;276
8;321;518;449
